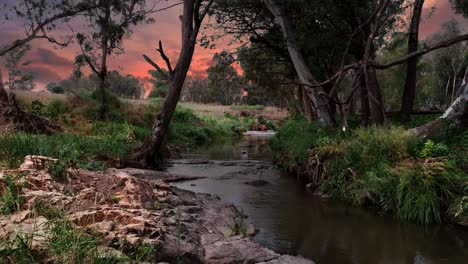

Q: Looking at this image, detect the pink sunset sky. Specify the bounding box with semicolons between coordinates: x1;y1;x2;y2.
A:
0;0;467;91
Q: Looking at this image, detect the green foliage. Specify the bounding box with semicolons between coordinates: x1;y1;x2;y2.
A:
46;219;128;264
396;161;465;223
0;233;39;264
270;118;338;172
46;100;69;121
418;140;449;158
0;175;23;215
48;161;68;180
231;217;247;237
148;69;168;98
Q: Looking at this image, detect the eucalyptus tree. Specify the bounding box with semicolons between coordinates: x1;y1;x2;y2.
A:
73;0;154;120
126;0;214;169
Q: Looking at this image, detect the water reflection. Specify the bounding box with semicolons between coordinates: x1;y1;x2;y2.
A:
167;134;468;264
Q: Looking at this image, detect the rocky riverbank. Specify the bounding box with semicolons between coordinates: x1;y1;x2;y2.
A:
0;156;313;263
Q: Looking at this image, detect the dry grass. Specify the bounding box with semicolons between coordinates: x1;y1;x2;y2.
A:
13;91;288;121
13;90;67;105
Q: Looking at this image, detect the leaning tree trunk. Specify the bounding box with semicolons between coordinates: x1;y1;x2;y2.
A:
126;0;213;168
264;0;336;127
400;0;425;120
410;67;468;138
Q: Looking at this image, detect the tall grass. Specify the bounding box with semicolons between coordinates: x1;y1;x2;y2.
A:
271;118;468;224
0;133;132;169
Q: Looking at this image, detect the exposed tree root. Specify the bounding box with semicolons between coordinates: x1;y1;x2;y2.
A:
0;94;60;134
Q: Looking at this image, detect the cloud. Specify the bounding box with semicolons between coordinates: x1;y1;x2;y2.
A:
34;48;73;67
22;66;63;86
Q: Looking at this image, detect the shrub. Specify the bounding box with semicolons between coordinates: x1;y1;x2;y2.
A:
45;100;69;121
418;140;449;158
395;161;465;224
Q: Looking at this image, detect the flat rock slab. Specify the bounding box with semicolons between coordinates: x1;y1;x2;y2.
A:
111;167;205;182
258;255;315;264
204;238;279;263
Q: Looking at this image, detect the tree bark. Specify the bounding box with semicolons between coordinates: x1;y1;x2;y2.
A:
301;86;315;122
263;0;336;127
0;69;8;102
366;65;386;124
410;66;468;138
126;0;213;168
400;0;425;120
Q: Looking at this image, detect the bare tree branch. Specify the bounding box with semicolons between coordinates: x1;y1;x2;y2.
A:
156;40;173;74
143;54;168;80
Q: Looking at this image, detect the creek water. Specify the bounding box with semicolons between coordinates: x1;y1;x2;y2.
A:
165;133;468;264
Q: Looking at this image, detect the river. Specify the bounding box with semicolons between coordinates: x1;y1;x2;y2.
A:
165;133;468;264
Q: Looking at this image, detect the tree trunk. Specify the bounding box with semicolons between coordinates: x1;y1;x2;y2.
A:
264;0;336;127
410;67;468;138
126;0;210;168
98;70;107;120
0;68;8;102
98;7;110;120
366;66;386;124
360;72;371;126
301;86;315;122
400;0;425;120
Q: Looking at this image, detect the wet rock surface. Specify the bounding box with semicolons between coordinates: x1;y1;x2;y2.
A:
0;155;313;264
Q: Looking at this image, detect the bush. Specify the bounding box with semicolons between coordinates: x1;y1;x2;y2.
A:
47;85;65;94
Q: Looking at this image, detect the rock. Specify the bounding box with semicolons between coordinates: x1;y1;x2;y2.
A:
0;215;49;252
10;210;32;223
258;255;315;264
19;155;58;171
0;156;316;264
204;238;279;263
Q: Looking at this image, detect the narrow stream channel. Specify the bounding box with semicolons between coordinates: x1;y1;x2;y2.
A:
165;133;468;264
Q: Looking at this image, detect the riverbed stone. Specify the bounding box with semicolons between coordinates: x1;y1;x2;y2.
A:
258;255;315;264
204;237;279;263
